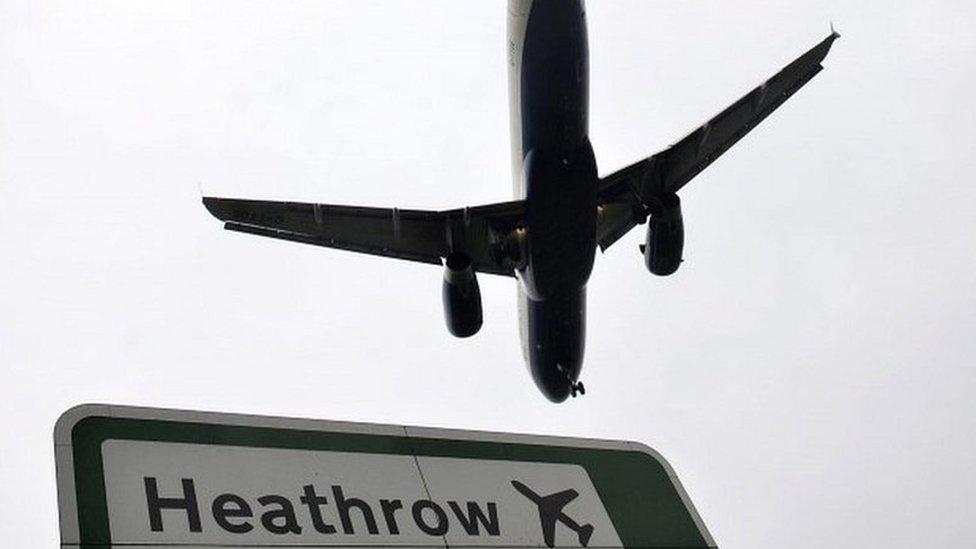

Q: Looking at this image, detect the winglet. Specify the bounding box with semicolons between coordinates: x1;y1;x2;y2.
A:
829;21;840;39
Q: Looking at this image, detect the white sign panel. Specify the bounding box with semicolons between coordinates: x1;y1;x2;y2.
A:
55;404;715;548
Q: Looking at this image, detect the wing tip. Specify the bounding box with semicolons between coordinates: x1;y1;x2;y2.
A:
202;196;231;222
809;24;841;67
201;196;238;221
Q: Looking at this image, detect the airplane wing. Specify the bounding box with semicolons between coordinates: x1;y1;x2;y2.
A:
596;30;840;251
540;488;580;511
536;489;579;548
202;197;526;276
511;481;581;548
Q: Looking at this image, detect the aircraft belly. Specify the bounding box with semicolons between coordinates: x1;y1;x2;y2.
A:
510;1;592;399
519;0;589;156
525;287;587;403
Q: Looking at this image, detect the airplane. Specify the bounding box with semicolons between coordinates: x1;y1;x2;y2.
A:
511;480;594;548
203;0;839;402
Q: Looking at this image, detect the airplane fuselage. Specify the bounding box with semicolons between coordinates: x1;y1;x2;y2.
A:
509;0;596;402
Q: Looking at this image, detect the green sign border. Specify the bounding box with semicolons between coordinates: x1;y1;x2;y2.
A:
64;411;713;548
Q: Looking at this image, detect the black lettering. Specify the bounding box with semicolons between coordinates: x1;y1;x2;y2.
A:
300;484;337;534
212;493;253;534
448;501;500;536
144;477;201;532
257;495;303;535
412;500;448;537
332;485;379;535
380;499;404;535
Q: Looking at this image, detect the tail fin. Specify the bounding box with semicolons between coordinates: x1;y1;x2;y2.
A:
578;524;594;547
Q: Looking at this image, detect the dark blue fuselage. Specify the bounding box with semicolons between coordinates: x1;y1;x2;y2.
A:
509;0;596;402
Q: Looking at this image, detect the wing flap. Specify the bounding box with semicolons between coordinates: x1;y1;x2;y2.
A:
223;221;445;265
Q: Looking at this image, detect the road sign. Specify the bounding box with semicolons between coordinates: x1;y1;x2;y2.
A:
55;404;715;548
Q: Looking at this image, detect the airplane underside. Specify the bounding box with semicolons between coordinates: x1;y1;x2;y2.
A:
510;0;593;402
202;0;838;402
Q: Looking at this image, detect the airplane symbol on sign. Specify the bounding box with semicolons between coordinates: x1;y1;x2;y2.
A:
511;480;594;548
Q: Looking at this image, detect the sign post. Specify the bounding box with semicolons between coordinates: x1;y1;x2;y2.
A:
55;404;715;548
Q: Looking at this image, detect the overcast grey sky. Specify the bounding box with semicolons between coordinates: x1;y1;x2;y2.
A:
3;1;976;547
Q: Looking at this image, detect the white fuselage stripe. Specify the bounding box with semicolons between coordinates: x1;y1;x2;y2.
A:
507;0;534;365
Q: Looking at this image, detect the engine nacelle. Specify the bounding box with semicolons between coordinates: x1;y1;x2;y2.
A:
442;253;483;338
642;193;684;276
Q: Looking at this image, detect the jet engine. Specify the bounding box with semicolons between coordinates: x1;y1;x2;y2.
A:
641;193;684;276
442;253;483;338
